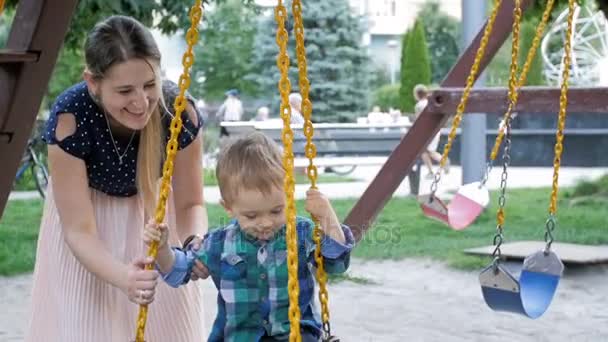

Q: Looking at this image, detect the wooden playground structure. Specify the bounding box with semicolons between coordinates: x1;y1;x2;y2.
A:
0;0;607;339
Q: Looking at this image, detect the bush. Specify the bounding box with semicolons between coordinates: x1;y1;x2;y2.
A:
373;84;401;112
569;174;608;198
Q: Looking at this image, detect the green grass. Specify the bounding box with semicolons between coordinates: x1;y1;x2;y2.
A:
2;185;608;275
345;187;608;270
0;199;44;275
203;169;356;186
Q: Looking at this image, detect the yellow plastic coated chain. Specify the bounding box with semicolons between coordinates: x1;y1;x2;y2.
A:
292;0;331;336
495;0;522;228
549;0;574;215
274;1;301;341
134;2;203;341
490;0;555;161
438;0;502;169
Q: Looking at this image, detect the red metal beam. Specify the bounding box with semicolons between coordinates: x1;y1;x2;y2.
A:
0;0;78;218
344;0;535;241
429;87;608;114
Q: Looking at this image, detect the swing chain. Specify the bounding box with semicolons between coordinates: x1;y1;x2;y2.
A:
489;0;554;165
275;1;302;341
480;161;493;187
428;0;503;195
492;122;511;265
291;1;332;338
545;0;574;252
134;2;203;341
544;215;556;252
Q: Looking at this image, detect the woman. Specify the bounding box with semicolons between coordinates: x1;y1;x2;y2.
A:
26;15;208;341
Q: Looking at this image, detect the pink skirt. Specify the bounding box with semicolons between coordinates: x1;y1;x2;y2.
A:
26;183;206;341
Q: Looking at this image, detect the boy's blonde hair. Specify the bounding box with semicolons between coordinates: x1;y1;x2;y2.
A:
216;132;285;204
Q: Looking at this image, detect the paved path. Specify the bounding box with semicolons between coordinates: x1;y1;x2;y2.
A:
9;166;608;203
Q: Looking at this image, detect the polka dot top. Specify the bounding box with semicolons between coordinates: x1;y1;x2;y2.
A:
44;80;203;197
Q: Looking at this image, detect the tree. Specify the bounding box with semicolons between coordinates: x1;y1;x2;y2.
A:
518;20;545;86
1;0;259;108
417;0;460;84
399;19;431;113
191;0;258;101
247;0;372;122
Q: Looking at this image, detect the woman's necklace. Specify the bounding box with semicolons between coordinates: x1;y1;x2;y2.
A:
102;110;136;165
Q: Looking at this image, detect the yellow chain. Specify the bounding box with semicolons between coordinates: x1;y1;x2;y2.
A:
439;0;502;168
274;2;301;341
134;2;203;341
490;0;555;160
495;0;522;228
292;0;331;336
550;0;574;215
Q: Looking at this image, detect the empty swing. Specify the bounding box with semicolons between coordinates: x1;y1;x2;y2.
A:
417;0;502;230
478;0;573;319
418;0;553;230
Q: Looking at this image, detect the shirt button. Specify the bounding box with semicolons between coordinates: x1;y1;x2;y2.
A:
260;273;267;280
261;296;267;302
263;319;269;325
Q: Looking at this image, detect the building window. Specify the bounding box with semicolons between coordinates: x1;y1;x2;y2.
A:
391;0;396;16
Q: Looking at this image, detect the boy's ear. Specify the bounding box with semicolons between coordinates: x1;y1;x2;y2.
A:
220;199;234;217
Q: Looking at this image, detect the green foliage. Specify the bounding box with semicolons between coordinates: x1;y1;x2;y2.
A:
399;20;431;113
416;0;461;84
0;6;15;47
247;0;372;122
372;84;400;112
518;20;546;86
191;0;258;101
44;48;86;110
567;174;608;198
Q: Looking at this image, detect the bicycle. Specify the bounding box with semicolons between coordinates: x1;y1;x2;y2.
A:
14;135;49;199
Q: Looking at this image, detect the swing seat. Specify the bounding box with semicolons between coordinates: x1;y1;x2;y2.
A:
418;181;489;230
479;249;564;319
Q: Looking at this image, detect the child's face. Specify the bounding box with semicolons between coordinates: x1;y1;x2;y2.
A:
223;186;286;241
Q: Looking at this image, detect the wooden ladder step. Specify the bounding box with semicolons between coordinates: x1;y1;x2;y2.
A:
0;49;39;63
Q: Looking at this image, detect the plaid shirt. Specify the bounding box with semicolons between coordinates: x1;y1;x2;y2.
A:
163;216;354;341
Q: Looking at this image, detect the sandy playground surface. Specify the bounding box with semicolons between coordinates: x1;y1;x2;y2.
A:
1;258;607;341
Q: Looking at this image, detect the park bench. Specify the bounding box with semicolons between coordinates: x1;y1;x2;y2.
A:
219;119;426;194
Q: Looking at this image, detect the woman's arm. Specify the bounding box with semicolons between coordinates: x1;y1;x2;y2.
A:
50;114;157;304
172;104;208;242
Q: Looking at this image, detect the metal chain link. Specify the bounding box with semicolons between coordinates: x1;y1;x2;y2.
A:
492;0;522;265
546;0;574;252
291;1;333;340
484;0;555;188
274;2;302;341
429;0;503;196
134;2;203;341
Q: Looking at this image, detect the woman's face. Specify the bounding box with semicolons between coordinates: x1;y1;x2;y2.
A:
88;58;161;131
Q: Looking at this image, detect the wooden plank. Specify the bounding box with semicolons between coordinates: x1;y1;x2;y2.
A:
429;87;608;114
0;49;39;63
0;0;78;218
344;0;535;241
464;241;608;264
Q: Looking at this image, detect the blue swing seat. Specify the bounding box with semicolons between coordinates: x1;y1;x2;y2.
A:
479;249;564;319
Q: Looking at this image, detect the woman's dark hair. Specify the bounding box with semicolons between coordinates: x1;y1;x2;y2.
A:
84;15;161;79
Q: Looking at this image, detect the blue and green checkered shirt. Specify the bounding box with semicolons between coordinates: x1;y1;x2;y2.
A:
162;216;354;341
